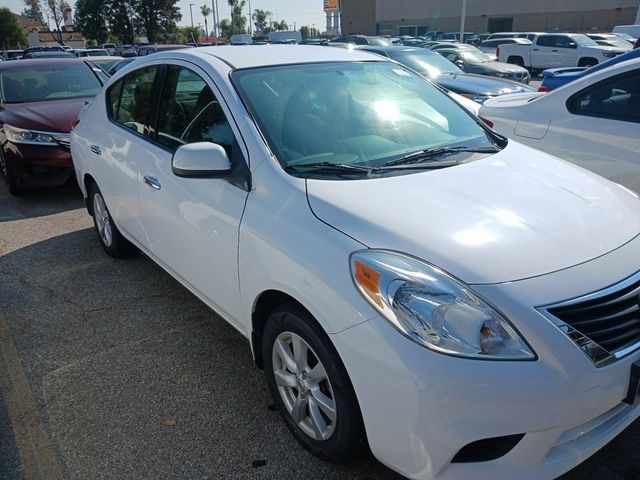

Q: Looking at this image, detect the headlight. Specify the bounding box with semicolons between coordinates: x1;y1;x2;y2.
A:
601;51;617;58
493;72;509;78
350;250;535;360
4;124;69;146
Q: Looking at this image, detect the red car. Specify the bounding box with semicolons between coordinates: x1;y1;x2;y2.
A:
0;58;106;194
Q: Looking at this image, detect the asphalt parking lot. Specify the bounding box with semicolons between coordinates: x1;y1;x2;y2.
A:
0;178;639;480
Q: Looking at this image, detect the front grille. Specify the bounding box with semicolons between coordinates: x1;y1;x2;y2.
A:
543;272;640;366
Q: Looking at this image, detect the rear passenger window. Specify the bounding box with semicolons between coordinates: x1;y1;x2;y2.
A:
155;65;236;155
107;66;158;135
536;36;555;47
568;70;640;123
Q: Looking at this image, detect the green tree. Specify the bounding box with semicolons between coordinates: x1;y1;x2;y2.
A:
182;25;200;43
0;8;27;49
272;19;287;32
218;17;232;38
227;0;246;35
200;4;211;39
22;0;44;24
43;0;66;44
137;0;182;43
299;25;320;39
74;0;109;44
252;8;270;35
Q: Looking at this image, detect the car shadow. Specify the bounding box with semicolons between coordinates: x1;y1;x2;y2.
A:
0;180;84;223
0;228;404;480
1;227;638;480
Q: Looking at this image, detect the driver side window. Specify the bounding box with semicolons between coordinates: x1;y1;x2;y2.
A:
156;65;235;156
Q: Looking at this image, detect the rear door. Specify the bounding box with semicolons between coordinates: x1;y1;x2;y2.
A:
546;68;640;191
136;60;250;325
97;64;161;244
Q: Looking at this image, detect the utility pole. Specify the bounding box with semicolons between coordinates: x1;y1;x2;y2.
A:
211;0;218;38
248;0;252;35
189;3;195;28
459;0;467;43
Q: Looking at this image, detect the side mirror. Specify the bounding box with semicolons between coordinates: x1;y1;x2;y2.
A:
454;59;464;68
568;42;577;49
171;142;231;178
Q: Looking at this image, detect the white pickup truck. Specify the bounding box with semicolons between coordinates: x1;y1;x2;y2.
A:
498;33;627;70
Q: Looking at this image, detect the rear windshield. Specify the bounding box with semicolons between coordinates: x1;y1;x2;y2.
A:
0;63;103;103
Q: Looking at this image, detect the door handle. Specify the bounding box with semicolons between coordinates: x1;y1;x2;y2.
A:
143;175;161;190
532;48;539;51
551;49;558;52
90;144;102;155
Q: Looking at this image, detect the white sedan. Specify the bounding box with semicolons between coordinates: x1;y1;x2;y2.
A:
71;46;640;480
479;58;640;192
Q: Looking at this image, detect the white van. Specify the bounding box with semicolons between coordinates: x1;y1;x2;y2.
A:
613;25;640;39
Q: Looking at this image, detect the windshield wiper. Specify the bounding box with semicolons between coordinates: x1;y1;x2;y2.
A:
378;146;501;169
285;162;373;174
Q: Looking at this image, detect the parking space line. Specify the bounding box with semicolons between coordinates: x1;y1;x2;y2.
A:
0;313;64;480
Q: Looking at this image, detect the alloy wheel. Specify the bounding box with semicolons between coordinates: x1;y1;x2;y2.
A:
272;331;337;441
93;192;113;247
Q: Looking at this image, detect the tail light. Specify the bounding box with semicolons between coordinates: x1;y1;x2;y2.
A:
538;86;551;93
479;116;494;128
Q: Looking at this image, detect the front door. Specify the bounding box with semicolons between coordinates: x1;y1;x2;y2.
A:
137;61;250;325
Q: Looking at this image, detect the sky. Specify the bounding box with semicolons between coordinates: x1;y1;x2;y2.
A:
3;0;329;34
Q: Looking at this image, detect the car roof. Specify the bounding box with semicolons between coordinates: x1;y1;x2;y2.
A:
0;58;87;70
169;45;383;69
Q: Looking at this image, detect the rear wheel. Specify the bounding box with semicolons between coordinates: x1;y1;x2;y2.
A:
507;56;524;67
263;303;366;462
88;183;136;258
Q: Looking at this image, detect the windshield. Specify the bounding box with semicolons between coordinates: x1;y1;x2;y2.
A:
388;51;462;76
599;37;632;48
571;34;599;47
460;49;493;63
232;62;494;174
367;38;392;46
0;63;103;103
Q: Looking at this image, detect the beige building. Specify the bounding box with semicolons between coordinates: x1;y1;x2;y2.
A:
341;0;640;36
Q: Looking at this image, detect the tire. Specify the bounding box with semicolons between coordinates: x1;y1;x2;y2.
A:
578;58;598;67
507;56;524;67
263;303;366;463
88;183;137;258
0;152;24;196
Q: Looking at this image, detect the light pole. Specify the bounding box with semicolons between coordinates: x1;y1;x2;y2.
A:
247;0;252;35
459;0;467;43
189;3;195;28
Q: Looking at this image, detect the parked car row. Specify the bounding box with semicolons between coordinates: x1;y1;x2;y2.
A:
2;43;640;480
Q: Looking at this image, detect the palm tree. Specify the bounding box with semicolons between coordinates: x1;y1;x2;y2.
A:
201;4;212;41
227;0;246;35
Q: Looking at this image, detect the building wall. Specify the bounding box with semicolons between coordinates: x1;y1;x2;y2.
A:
341;0;640;35
341;0;377;35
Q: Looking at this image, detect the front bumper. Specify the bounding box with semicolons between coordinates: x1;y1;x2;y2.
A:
331;234;640;480
2;140;73;189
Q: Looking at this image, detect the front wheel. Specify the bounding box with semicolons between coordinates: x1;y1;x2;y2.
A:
263;303;366;462
88;183;136;258
0;152;24;196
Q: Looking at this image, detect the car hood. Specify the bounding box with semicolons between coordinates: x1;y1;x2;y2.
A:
586;46;628;54
306;142;640;284
0;98;87;133
434;72;535;95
